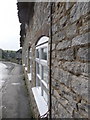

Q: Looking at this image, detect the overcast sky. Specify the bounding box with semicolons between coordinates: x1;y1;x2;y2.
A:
0;0;21;51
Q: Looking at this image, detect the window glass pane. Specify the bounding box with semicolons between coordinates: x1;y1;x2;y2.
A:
42;66;48;83
36;49;39;58
30;59;32;65
37;77;40;86
41;47;47;60
37;63;40;75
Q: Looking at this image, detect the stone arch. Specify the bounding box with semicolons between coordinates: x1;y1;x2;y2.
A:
35;35;49;46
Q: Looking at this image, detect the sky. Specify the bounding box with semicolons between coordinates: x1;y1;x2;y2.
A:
0;0;21;51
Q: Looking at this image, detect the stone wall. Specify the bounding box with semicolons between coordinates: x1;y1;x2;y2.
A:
21;2;89;118
51;2;89;118
22;2;50;118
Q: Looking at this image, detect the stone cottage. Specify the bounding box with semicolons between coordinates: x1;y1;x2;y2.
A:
17;2;90;118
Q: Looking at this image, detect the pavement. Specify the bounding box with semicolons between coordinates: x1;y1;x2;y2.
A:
1;62;32;118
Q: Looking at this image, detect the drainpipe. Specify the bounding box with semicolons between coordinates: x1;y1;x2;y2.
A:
49;2;53;119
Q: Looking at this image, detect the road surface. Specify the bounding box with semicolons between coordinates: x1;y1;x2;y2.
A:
0;61;32;118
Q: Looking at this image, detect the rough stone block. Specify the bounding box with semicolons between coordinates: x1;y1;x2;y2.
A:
53;67;59;81
72;32;90;46
72;110;84;118
56;40;71;50
52;59;60;68
78;100;88;113
52;30;66;42
58;69;72;87
57;48;74;61
78;108;88;118
71;75;88;101
79;21;90;34
62;61;88;76
55;89;77;115
66;23;77;38
63;93;77;113
83;14;90;23
70;3;80;23
53;89;60;99
58;103;72;118
66;2;74;10
70;3;90;23
60;16;67;26
77;47;90;62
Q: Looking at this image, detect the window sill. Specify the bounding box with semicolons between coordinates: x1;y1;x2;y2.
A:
32;87;48;117
28;73;31;81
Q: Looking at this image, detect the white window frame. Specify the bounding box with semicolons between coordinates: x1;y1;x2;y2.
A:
35;37;49;104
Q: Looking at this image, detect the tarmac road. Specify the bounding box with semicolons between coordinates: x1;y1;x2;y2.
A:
0;61;32;118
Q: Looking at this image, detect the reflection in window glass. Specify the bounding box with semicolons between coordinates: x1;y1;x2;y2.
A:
36;49;39;58
42;66;48;83
37;63;40;75
41;47;47;60
37;77;40;86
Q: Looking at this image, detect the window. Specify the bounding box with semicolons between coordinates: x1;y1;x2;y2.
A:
28;48;32;81
41;47;47;60
35;36;49;103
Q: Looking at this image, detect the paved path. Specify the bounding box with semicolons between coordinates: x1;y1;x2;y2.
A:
1;62;32;118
